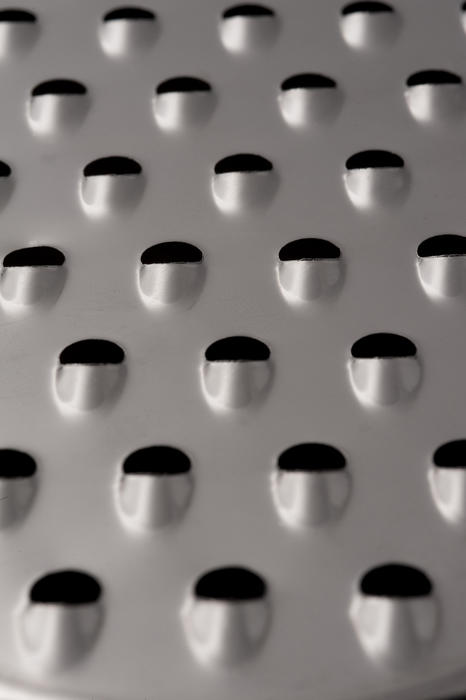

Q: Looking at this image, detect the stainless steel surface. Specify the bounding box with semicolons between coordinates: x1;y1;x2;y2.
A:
0;1;465;697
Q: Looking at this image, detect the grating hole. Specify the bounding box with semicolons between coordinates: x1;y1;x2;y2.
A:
123;446;191;475
141;242;202;265
278;444;346;472
214;154;273;175
3;246;65;268
281;74;337;91
103;7;155;21
0;9;36;22
83;157;142;177
417;234;466;258
433;440;466;468
30;570;102;605
31;79;87;97
205;336;270;362
222;4;274;18
194;567;267;601
346;150;404;170
59;339;125;365
406;70;462;87
279;238;341;261
351;333;416;358
156;77;211;94
0;449;36;478
360;564;433;598
341;2;393;15
0;161;11;177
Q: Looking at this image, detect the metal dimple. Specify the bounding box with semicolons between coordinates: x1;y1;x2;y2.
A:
339;2;401;50
28;79;90;136
278;74;343;128
350;564;438;669
17;570;103;673
219;5;279;54
54;339;126;413
182;566;270;666
99;7;158;57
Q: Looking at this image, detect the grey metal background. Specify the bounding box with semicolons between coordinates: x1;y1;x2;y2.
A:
0;0;466;697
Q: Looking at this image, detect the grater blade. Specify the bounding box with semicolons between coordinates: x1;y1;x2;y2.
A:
0;1;466;698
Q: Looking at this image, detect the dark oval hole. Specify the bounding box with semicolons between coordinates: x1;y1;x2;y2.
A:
3;246;65;268
205;336;270;362
214;153;273;175
278;444;346;472
31;79;87;97
59;339;125;365
30;570;102;605
0;161;11;178
83;156;142;177
141;242;203;265
417;234;466;258
223;4;275;18
279;238;341;261
156;77;211;94
351;333;416;359
0;449;36;478
103;7;155;21
341;2;393;15
346;150;404;170
360;563;432;598
0;9;36;22
433;440;466;469
406;70;462;87
195;567;267;601
123;446;191;475
281;74;337;91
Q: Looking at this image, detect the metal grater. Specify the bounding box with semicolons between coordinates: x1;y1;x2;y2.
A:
1;1;466;698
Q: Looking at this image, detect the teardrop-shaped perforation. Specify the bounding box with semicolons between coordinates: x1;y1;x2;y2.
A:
0;9;36;22
31;79;86;97
141;242;202;265
341;2;393;14
406;70;461;87
279;238;340;261
281;74;336;90
346;150;404;170
278;444;346;472
194;567;267;601
123;446;191;475
0;449;36;478
205;336;270;362
59;339;125;365
30;570;102;605
214;154;272;175
0;161;11;177
351;333;416;358
103;7;155;21
3;246;64;267
417;234;466;258
222;4;274;18
434;440;466;468
156;77;211;94
83;156;141;177
360;564;432;598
